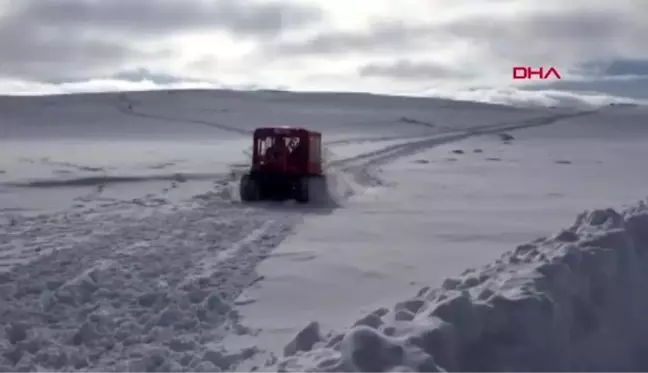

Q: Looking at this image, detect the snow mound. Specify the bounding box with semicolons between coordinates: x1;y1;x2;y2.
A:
276;199;648;371
316;171;356;209
318;146;381;207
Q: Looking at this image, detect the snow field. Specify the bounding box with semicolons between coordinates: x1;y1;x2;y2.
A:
0;138;248;215
0;89;642;372
277;200;648;371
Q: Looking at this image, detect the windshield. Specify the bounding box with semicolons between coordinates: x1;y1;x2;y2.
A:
257;135;300;156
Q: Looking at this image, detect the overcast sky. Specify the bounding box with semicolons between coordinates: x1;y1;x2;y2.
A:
1;0;647;106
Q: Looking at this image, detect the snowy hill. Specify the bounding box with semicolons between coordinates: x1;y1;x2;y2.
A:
1;89;555;140
1;89;648;371
0;89;565;213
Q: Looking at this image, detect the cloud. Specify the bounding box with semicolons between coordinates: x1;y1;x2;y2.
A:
254;0;647;102
358;59;473;80
0;0;645;107
10;0;322;38
526;75;648;99
0;78;221;96
268;0;647;65
440;5;648;68
3;76;639;111
421;86;645;108
0;0;323;82
0;27;171;82
605;59;648;76
270;21;440;56
514;59;648;100
111;68;208;85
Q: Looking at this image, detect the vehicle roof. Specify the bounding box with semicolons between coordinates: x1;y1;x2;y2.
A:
253;126;321;135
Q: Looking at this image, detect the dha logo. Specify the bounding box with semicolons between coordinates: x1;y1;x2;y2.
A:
512;66;562;80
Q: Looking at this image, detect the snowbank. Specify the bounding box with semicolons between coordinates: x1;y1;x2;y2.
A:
276;199;648;371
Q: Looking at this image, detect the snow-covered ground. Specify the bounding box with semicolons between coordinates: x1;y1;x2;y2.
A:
224;106;648;370
0;89;647;371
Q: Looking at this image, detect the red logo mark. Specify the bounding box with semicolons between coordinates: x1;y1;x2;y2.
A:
512;66;562;80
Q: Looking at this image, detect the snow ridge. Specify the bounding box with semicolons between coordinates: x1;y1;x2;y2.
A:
276;199;648;372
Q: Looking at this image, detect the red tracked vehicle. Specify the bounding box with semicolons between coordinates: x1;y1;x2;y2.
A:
239;127;329;204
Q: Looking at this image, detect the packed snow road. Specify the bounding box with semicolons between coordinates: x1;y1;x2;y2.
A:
0;100;593;371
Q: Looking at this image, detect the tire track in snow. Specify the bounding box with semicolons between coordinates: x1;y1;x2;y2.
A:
327;110;596;189
0;196;298;371
115;94;251;136
333;111;592;168
184;219;280;283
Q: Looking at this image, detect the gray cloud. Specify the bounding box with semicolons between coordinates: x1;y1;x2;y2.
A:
0;17;169;81
526;75;648;99
0;0;645;104
510;58;648;100
269;4;647;67
605;59;648;76
443;8;648;66
271;21;441;56
111;68;205;85
264;3;646;100
359;59;473;80
10;0;322;38
0;0;323;81
422;85;644;109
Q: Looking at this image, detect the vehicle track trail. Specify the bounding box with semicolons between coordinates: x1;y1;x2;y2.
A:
327;110;595;187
